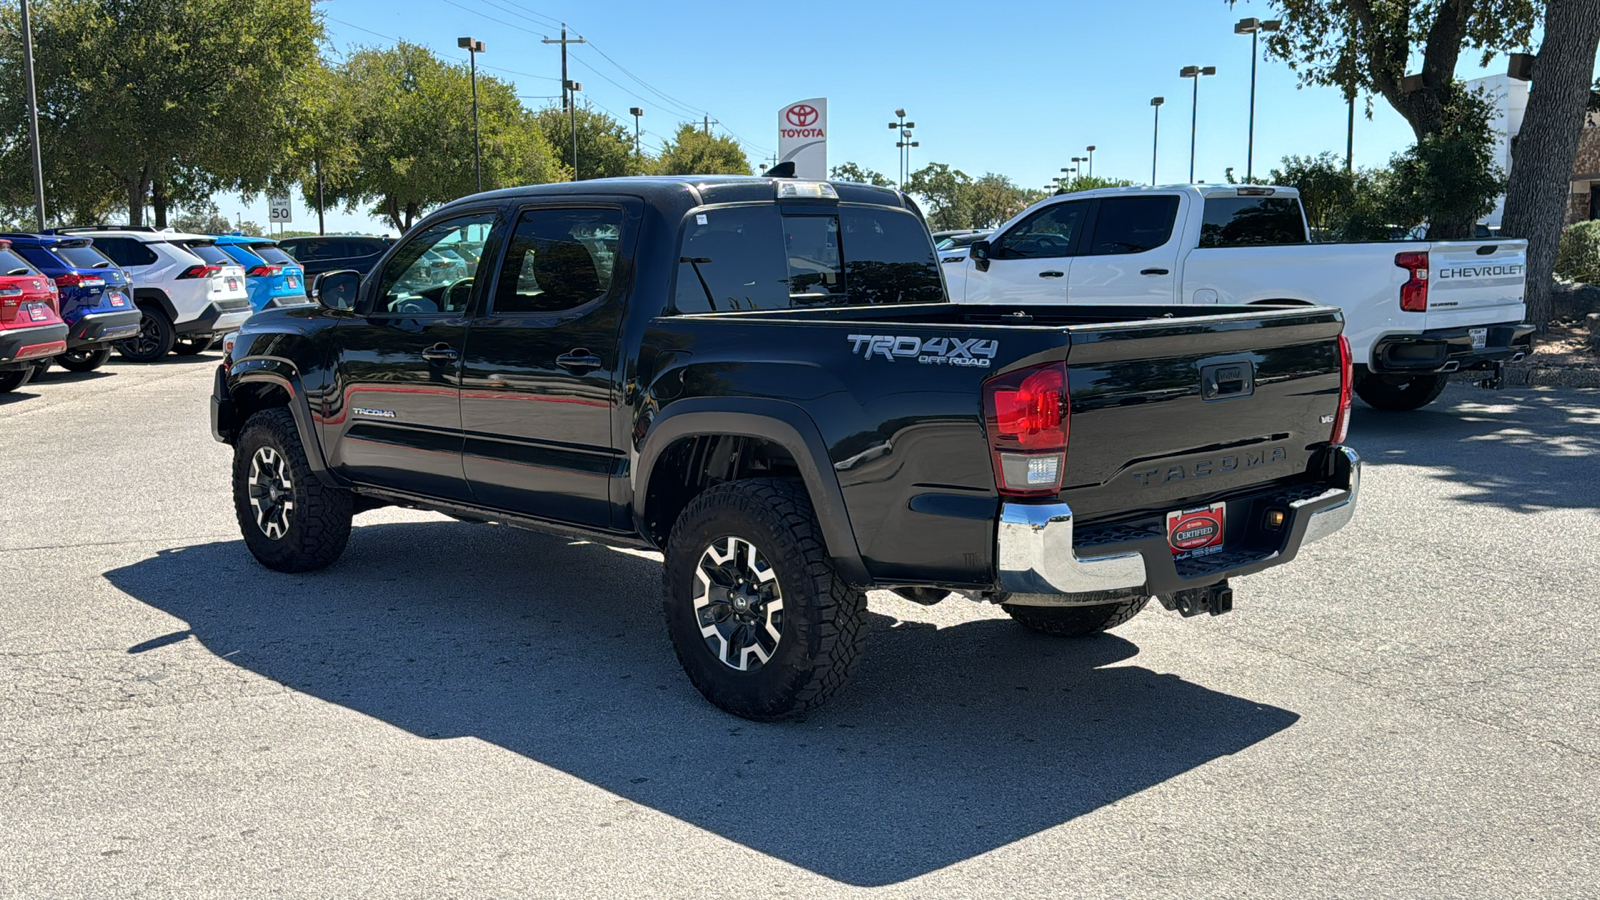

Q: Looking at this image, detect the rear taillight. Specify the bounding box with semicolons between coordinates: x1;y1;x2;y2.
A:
1331;334;1353;445
53;273;105;288
1395;251;1428;312
246;265;282;277
178;264;221;279
983;361;1070;497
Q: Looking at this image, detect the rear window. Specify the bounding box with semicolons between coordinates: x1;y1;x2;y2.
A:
91;237;159;267
673;204;942;313
0;248;35;275
1198;196;1308;248
54;244;116;269
219;245;266;267
183;243;236;266
250;245;297;266
1087;196;1180;254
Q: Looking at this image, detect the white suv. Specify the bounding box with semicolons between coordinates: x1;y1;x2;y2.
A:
63;228;252;361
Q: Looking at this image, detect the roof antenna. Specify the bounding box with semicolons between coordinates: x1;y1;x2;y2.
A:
762;161;796;178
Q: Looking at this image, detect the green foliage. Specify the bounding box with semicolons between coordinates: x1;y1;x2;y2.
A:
1556;220;1600;286
829;162;893;187
534;105;644;180
1056;175;1137;194
654;125;751;176
171;204;233;235
1383;86;1505;238
906;163;973;230
1271;152;1359;235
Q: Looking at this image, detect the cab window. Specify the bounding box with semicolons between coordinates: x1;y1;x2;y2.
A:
374;213;496;315
1198;197;1308;248
1086;196;1180;255
993;201;1087;259
492;208;622;314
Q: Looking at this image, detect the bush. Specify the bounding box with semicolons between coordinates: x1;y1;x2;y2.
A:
1555;220;1600;286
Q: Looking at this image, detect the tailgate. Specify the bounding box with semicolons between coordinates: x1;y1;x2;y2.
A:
1426;240;1527;325
1059;307;1345;521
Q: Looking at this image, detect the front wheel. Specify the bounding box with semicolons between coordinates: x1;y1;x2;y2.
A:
1355;373;1448;411
56;346;114;372
233;408;353;572
0;368;33;394
1003;596;1151;637
116;307;176;362
662;478;867;720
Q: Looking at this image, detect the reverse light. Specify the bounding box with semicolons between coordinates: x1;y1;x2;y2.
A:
53;273;105;288
246;265;283;277
178;264;221;279
983;361;1070;496
1331;334;1353;445
1395;250;1429;312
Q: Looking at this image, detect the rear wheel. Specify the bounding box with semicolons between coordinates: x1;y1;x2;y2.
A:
30;357;51;377
0;368;33;394
1355;373;1448;411
56;346;113;372
233;408;353;572
172;335;213;356
1002;596;1151;637
662;478;867;720
116;307;175;362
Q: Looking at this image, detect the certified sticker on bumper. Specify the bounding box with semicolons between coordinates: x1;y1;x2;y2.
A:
1167;502;1225;559
1469;327;1487;349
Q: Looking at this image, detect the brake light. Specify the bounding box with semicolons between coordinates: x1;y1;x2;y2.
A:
1331;334;1353;445
983;361;1070;496
53;273;105;288
178;264;221;279
1395;251;1428;312
246;265;282;277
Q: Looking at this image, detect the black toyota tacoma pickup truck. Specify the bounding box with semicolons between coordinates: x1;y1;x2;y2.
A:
212;176;1360;720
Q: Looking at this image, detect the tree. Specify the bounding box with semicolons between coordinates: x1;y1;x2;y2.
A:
1250;0;1539;141
1384;87;1505;238
534;105;643;180
829;162;893;187
171;204;232;235
1271;153;1359;234
906;163;973;230
0;0;323;227
1499;0;1600;330
1057;175;1137;194
324;42;565;233
967;173;1035;229
654;125;751;176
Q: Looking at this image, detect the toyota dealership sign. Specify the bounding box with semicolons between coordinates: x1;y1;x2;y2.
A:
777;98;827;179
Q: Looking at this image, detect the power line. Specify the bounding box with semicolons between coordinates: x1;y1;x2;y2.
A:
487;0;565;29
438;0;546;38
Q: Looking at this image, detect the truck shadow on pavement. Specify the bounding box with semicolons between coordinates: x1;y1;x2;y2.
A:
1352;386;1600;513
106;522;1298;887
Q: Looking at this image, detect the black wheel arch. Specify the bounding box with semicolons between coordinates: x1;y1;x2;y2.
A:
226;359;344;488
132;288;178;323
633;397;870;586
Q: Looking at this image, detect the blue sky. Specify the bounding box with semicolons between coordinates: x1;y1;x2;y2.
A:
236;0;1555;235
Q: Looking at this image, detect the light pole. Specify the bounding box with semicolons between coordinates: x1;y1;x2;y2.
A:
887;109;915;189
1085;145;1095;178
629;107;643;157
1071;157;1085;178
1150;97;1164;185
457;37;486;192
20;0;47;229
1234;17;1280;182
1179;65;1216;183
566;80;583;177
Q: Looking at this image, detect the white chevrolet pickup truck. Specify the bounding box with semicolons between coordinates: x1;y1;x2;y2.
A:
945;184;1534;411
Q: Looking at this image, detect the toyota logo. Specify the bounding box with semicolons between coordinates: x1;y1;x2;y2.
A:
786;104;818;127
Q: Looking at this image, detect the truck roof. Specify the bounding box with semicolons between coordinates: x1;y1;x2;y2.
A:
440;175;910;215
1056;183;1303;201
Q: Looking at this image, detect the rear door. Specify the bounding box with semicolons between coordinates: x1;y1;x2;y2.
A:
961;199;1089;304
1425;240;1528;328
1066;194;1184;303
457;201;634;527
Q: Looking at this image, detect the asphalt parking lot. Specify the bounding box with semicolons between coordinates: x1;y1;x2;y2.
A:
2;355;1597;898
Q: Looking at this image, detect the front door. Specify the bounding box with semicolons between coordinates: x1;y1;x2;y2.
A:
324;210;499;502
1066;195;1184;304
458;203;632;528
961;199;1089;304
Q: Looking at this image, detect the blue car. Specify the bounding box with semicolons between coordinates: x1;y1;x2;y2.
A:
0;233;143;372
213;235;309;311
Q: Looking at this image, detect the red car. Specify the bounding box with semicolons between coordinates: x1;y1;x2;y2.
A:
0;239;68;394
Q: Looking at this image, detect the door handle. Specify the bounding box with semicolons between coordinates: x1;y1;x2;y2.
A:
1141;268;1170;276
420;344;458;362
557;350;603;373
1039;270;1065;278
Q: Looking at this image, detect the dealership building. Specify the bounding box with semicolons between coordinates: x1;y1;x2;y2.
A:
1473;73;1600;228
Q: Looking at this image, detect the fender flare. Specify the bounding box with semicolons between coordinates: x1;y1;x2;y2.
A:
229;358;343;487
633;397;870;585
132;288;178;323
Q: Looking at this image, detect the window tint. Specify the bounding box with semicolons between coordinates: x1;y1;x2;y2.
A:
995;201;1087;259
52;244;115;269
375;212;495;315
1198;197;1307;248
839;206;943;305
1087;196;1180;255
183;243;236;267
350;238;391;257
782;215;845;304
16;247;55;271
493;208;622;314
220;245;266;267
674;206;788;313
92;237;158;267
0;248;35;275
284;239;343;260
250;245;297;266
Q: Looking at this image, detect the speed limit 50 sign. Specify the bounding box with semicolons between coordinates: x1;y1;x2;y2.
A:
268;196;292;223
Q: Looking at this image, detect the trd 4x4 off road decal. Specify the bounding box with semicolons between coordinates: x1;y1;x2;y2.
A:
847;334;999;367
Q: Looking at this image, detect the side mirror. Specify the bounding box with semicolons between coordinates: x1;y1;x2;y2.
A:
312;269;361;311
969;240;992;272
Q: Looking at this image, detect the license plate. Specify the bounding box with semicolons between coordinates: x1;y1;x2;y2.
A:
286;277;299;289
109;292;126;307
1469;327;1487;350
227;277;240;290
27;305;47;322
1167;502;1226;560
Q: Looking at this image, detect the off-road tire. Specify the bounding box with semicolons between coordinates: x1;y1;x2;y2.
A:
172;336;213;356
662;478;867;721
233;408;353;573
116;307;176;362
1355;373;1448;411
0;368;33;393
1002;595;1151;637
56;346;113;372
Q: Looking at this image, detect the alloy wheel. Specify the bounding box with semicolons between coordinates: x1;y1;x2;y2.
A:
247;446;295;539
122;316;162;357
693;536;785;671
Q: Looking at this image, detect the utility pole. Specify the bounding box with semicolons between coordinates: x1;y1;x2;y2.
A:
542;27;586;177
20;0;47;231
1346;91;1355;173
701;115;719;135
457;37;486;192
315;156;326;235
